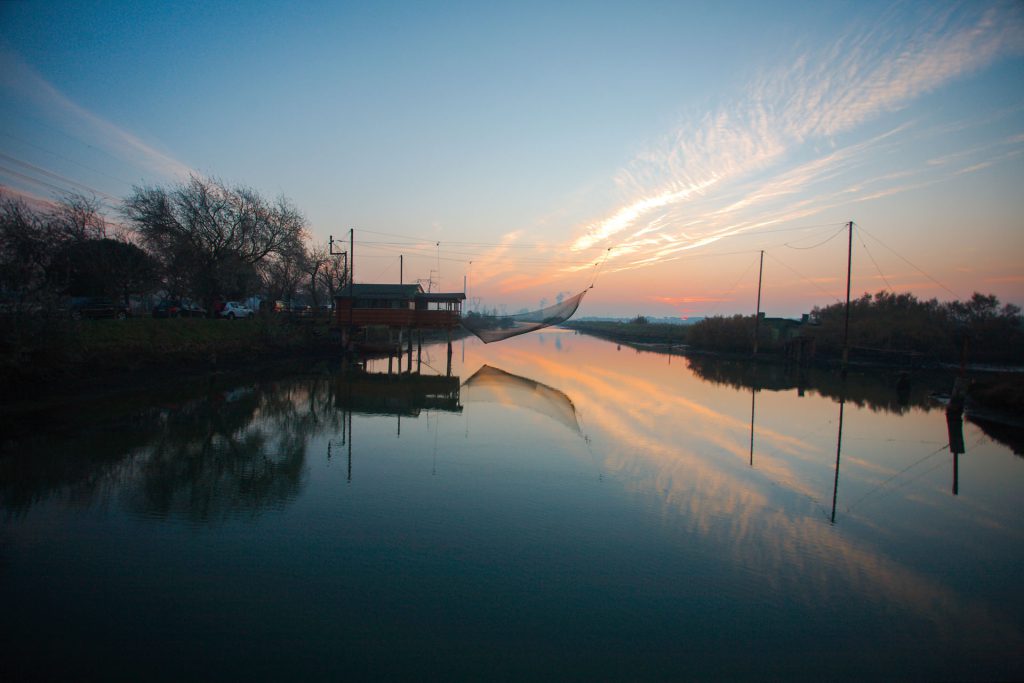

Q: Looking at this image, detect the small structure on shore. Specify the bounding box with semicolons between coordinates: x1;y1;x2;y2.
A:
334;283;465;374
334;284;464;330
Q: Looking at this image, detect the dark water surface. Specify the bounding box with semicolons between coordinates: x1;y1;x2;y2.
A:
2;331;1022;681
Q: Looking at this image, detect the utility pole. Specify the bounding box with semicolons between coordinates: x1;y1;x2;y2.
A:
753;250;764;355
841;221;853;376
348;228;354;335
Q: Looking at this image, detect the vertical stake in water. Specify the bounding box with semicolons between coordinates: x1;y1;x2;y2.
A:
400;254;403;285
753;250;764;355
842;221;853;377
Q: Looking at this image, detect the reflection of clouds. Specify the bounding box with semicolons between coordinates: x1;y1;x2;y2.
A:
468;336;1024;647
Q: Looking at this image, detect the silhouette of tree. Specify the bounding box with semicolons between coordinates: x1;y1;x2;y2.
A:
122;175;307;309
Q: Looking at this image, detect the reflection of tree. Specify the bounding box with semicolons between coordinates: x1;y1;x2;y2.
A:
685;356;945;414
0;371;345;522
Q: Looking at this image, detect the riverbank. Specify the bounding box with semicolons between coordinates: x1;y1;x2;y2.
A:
0;316;339;400
564;321;1024;418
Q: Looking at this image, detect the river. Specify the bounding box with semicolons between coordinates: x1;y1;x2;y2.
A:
2;329;1022;681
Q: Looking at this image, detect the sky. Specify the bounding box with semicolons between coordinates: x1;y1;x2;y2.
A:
1;0;1022;318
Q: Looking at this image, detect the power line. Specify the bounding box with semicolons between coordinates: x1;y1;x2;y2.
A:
1;132;135;188
782;223;847;250
857;228;895;292
699;252;760;318
0;153;121;204
765;251;843;304
857;224;960;299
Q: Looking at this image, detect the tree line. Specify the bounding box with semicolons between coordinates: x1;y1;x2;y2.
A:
0;176;347;315
685;290;1024;363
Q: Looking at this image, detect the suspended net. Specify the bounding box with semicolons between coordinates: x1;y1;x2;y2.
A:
460;289;588;344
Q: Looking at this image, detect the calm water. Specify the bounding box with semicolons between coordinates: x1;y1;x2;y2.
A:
2;331;1022;681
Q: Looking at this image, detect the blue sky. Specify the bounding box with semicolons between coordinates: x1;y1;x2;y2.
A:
1;1;1022;316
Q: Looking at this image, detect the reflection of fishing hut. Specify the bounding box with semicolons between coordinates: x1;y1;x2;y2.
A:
330;371;462;482
334;284;465;374
334;371;463;417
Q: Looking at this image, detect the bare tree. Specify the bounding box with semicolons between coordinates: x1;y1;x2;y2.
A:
122;175;307;308
259;242;307;305
316;249;348;306
302;242;333;309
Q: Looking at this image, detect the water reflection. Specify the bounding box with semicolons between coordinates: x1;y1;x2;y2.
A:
1;372;338;522
463;364;582;435
686;355;940;413
333;371;462;416
2;334;1022;680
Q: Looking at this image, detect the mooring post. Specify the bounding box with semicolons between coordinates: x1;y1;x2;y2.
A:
417;332;422;373
397;328;403;373
446;329;453;377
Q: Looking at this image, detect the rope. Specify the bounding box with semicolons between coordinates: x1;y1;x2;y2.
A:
589;247;613;289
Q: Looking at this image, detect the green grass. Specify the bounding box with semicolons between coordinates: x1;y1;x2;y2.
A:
78;317;272;354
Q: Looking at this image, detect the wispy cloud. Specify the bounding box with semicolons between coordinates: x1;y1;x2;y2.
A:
0;49;196;182
561;3;1024;275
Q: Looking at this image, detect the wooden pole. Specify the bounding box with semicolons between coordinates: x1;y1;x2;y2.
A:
348;228;354;339
753;250;764;355
841;221;853;375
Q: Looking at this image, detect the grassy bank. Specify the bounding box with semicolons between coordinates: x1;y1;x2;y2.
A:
0;316;336;396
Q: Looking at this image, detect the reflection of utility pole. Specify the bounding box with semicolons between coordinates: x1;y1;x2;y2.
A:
345;379;353;484
831;395;845;524
947;409;965;495
749;387;756;467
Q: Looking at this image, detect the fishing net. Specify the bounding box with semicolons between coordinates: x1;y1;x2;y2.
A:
460;289;588;344
462;365;581;434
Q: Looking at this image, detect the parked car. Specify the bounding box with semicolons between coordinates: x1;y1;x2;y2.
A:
69;296;129;320
152;299;207;318
220;301;254;319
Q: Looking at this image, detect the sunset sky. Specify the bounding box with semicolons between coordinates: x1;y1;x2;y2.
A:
1;1;1022;317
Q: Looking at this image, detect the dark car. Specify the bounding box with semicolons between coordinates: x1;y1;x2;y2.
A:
153;299;207;318
69;296;129;320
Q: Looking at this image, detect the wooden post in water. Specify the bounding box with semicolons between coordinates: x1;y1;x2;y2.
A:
397;328;404;373
446;329;453;377
753;250;764;355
